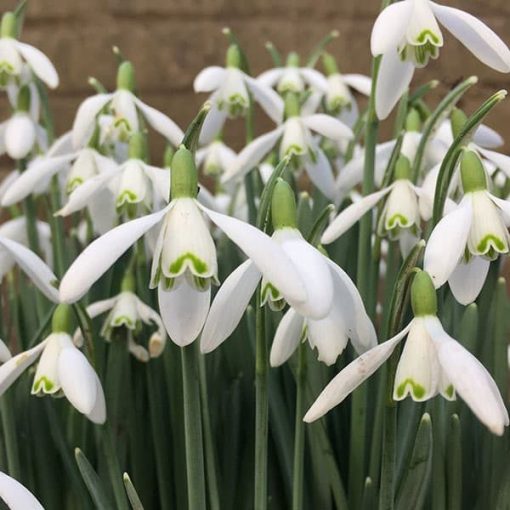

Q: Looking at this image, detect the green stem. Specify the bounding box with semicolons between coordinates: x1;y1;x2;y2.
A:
254;298;268;510
292;343;306;510
0;392;20;479
181;343;206;510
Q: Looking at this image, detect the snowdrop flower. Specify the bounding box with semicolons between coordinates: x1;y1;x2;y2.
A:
0;471;44;510
201;179;376;359
424;150;510;304
305;270;509;436
57;133;169;217
194;44;284;144
196;139;237;177
257;52;328;94
223;93;353;201
0;11;58;89
59;147;307;347
0;305;106;424
371;0;510;119
72;61;183;148
77;273;166;361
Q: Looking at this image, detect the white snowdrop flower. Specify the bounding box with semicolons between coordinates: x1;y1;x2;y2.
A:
194;44;284;144
0;11;58;89
72;61;183;149
305;270;509;436
424;150;510;304
0;305;106;424
59;147;308;347
0;471;44;510
223;93;353;201
201;179;376;360
196;140;237;177
371;0;510;119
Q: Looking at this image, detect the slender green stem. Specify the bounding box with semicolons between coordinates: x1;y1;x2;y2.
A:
0;392;20;479
292;343;306;510
181;343;206;510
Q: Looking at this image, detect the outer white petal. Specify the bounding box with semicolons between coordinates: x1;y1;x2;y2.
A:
425;316;509;435
299;68;329;91
134;298;167;357
270;308;305;367
158;278;210;346
0;341;47;396
59;206;169;303
431;2;510;73
0;472;44;510
245;76;284;124
0;236;58;302
342;74;372;96
86;374;106;424
487;193;510;226
0;339;11;363
193;66;227;92
474;124;504;149
72;94;113;148
58;346;98;415
199;206;307;305
376;51;415;120
448;256;490;305
222;127;284;183
303;148;337;201
321;186;393;244
424;196;472;288
256;68;285;88
0;171;20;204
201;260;261;353
5;114;35;159
477;147;510;180
304;323;412;422
2;154;75;206
133;97;184;146
15;41;59;88
307;309;349;366
301;114;353;141
199;98;228;145
371;1;414;55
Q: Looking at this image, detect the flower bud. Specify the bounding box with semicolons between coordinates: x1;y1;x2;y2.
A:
52;304;74;334
271;178;298;230
286;52;300;68
170;146;198;199
460;150;487;193
411;270;437;317
450;107;468;140
117;61;136;92
1;12;17;39
5;113;35;159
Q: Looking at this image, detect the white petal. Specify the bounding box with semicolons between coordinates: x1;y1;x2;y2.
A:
5;114;35;159
303;148;337;201
245;76;284;124
431;2;510;73
0;236;58;302
0;472;44;510
199;206;307;305
0;171;20;204
301;114;353;141
2;154;75;206
321;186;393;244
426;316;509;435
0;341;47;396
487;193;510;226
342;74;372;96
133;97;184;146
473;124;504;149
14;41;59;88
371;1;413;55
86;374;106;424
376;51;415;120
158;278;210;346
59;207;169;303
307;309;349;366
304;323;412;422
86;297;118;319
199;99;228;145
222;127;284;183
0;339;11;363
193;66;227;92
201;260;261;353
477;147;510;180
256;68;285;88
58;346;98;415
72;94;113;148
448;256;490;305
424;196;472;288
270;308;305;367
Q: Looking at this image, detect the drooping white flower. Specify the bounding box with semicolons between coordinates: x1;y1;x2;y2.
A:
72;61;183;149
0;11;58;89
424;150;510;304
305;271;509;436
194;44;284;144
59;147;308;347
196;140;237;177
223;93;353;201
0;471;44;510
371;0;510;118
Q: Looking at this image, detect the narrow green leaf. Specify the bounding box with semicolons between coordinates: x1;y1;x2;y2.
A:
182;102;212;154
123;473;145;510
446;414;462;510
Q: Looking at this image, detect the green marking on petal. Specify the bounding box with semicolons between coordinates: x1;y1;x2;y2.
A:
66;177;83;194
417;29;441;45
476;234;507;256
112;316;136;329
32;376;56;394
169;253;208;276
396;378;426;400
386;214;409;229
444;384;455;399
116;190;139;206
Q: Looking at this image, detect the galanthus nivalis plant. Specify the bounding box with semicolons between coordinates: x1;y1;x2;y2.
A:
0;2;509;509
